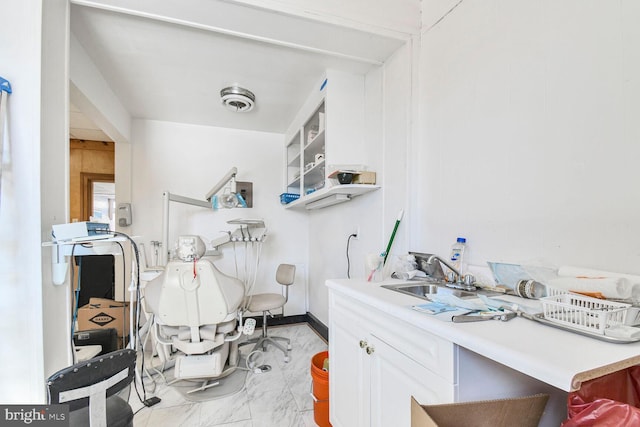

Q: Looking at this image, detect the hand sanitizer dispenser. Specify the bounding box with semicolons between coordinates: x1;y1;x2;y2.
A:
117;203;132;227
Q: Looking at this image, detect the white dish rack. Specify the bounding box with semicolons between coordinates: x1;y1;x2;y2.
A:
541;293;631;335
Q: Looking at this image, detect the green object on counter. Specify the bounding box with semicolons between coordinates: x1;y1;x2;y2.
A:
383;209;404;265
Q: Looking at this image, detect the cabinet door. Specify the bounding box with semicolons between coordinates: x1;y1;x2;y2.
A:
286;131;301;195
329;311;370;427
301;101;325;194
368;335;455;427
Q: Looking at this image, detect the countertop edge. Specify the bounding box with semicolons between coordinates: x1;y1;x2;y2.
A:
326;278;640;392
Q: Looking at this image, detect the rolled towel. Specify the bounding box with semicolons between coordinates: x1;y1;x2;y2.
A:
548;277;632;300
557;266;640;300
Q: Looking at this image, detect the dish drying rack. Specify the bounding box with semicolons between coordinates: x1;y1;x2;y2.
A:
540;293;631;335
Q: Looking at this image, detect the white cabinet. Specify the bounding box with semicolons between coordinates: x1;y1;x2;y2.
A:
329;291;455;427
329;307;369;427
285;100;325;196
283;71;380;209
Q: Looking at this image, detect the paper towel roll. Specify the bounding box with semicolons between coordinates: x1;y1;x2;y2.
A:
548;277;632;299
556;266;640;300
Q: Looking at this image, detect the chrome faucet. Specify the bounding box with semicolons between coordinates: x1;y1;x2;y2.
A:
427;254;476;291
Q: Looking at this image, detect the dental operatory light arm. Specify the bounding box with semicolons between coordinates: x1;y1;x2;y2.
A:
205;167;237;202
161;167;239;265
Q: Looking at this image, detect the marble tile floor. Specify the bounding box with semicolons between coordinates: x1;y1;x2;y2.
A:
130;323;328;427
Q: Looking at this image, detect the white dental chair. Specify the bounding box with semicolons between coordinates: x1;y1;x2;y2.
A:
144;236;245;392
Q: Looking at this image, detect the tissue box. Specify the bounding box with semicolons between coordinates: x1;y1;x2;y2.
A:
411;394;548;427
77;297;129;337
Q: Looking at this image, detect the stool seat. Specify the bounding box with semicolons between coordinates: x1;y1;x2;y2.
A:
245;293;286;313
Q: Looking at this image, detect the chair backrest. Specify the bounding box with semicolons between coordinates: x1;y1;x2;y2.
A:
155;258;244;327
47;349;136;413
276;264;296;286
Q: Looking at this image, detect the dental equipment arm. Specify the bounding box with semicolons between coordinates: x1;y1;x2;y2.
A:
205;167;237;202
160;167;239;265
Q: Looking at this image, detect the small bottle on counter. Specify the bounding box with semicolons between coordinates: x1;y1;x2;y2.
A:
449;237;467;277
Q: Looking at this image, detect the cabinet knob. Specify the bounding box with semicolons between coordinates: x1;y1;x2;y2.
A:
359;340;367;348
366;346;375;355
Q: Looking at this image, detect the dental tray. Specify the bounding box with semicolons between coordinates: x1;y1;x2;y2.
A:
540;293;631;335
532;314;640;344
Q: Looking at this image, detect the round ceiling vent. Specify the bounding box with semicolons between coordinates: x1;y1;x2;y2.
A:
220;86;255;113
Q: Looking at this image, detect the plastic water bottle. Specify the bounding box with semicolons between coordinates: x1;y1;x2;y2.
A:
449;237;467;277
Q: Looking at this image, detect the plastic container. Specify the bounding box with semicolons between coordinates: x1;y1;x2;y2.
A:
541;293;630;334
449;237;467;276
279;193;300;204
311;351;331;427
515;279;547;299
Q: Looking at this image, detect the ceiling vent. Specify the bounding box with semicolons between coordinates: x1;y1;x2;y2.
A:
220;86;255;112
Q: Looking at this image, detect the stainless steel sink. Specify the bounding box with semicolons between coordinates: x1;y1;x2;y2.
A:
381;282;479;301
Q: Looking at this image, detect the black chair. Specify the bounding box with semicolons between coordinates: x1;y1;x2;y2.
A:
47;349;136;427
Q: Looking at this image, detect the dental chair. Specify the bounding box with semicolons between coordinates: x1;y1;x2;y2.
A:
144;236;245;393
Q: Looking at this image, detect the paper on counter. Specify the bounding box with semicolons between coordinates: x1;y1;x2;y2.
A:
429;294;488;311
548;277;632;299
412;301;458;315
554;265;640;300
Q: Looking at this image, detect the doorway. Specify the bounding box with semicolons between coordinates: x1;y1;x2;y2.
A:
69;139;115;223
81;173;115;229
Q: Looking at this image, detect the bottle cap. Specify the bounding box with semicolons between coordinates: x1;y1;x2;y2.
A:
457;237;466;243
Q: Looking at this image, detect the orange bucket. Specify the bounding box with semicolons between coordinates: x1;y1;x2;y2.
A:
311;351;332;427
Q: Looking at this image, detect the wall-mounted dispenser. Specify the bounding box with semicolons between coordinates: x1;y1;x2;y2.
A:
118;203;132;227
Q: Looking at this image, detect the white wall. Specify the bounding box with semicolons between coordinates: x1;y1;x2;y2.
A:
69;33;131;144
130;119;309;314
308;43;415;325
418;0;640;275
0;0;68;403
40;0;73;383
0;0;45;404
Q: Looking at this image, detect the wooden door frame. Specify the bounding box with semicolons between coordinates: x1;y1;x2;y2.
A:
81;173;115;222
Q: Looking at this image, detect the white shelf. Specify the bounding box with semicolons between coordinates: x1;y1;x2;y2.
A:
283;184;380;210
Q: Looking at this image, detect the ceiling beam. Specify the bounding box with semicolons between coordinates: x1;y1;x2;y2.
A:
71;0;407;66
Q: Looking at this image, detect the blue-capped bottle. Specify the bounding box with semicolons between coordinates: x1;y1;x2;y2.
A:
449;237;467;277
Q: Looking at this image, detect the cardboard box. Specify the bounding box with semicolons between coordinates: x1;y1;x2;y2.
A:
77;297;129;337
327;170;377;185
411;394;548;427
352;171;376;184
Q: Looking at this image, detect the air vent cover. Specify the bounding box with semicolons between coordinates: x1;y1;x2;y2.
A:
220;86;255;112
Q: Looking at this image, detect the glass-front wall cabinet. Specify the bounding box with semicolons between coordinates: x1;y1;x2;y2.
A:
286;100;325;196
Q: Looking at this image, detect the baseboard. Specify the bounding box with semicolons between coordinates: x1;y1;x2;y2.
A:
246;312;328;342
306;312;328;342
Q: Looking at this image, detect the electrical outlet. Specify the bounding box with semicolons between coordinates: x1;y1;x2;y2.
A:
354;226;360;240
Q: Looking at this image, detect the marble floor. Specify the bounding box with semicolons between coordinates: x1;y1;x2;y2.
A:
130;323;328;427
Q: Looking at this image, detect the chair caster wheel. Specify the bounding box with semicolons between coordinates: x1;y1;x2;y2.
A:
287;344;292;350
284;356;290;363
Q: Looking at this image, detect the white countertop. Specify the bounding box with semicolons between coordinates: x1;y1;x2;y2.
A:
326;278;640;392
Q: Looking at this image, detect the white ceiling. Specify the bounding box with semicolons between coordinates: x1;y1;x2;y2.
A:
68;1;408;141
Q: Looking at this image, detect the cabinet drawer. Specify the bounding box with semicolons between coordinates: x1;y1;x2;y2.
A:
331;292;456;383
